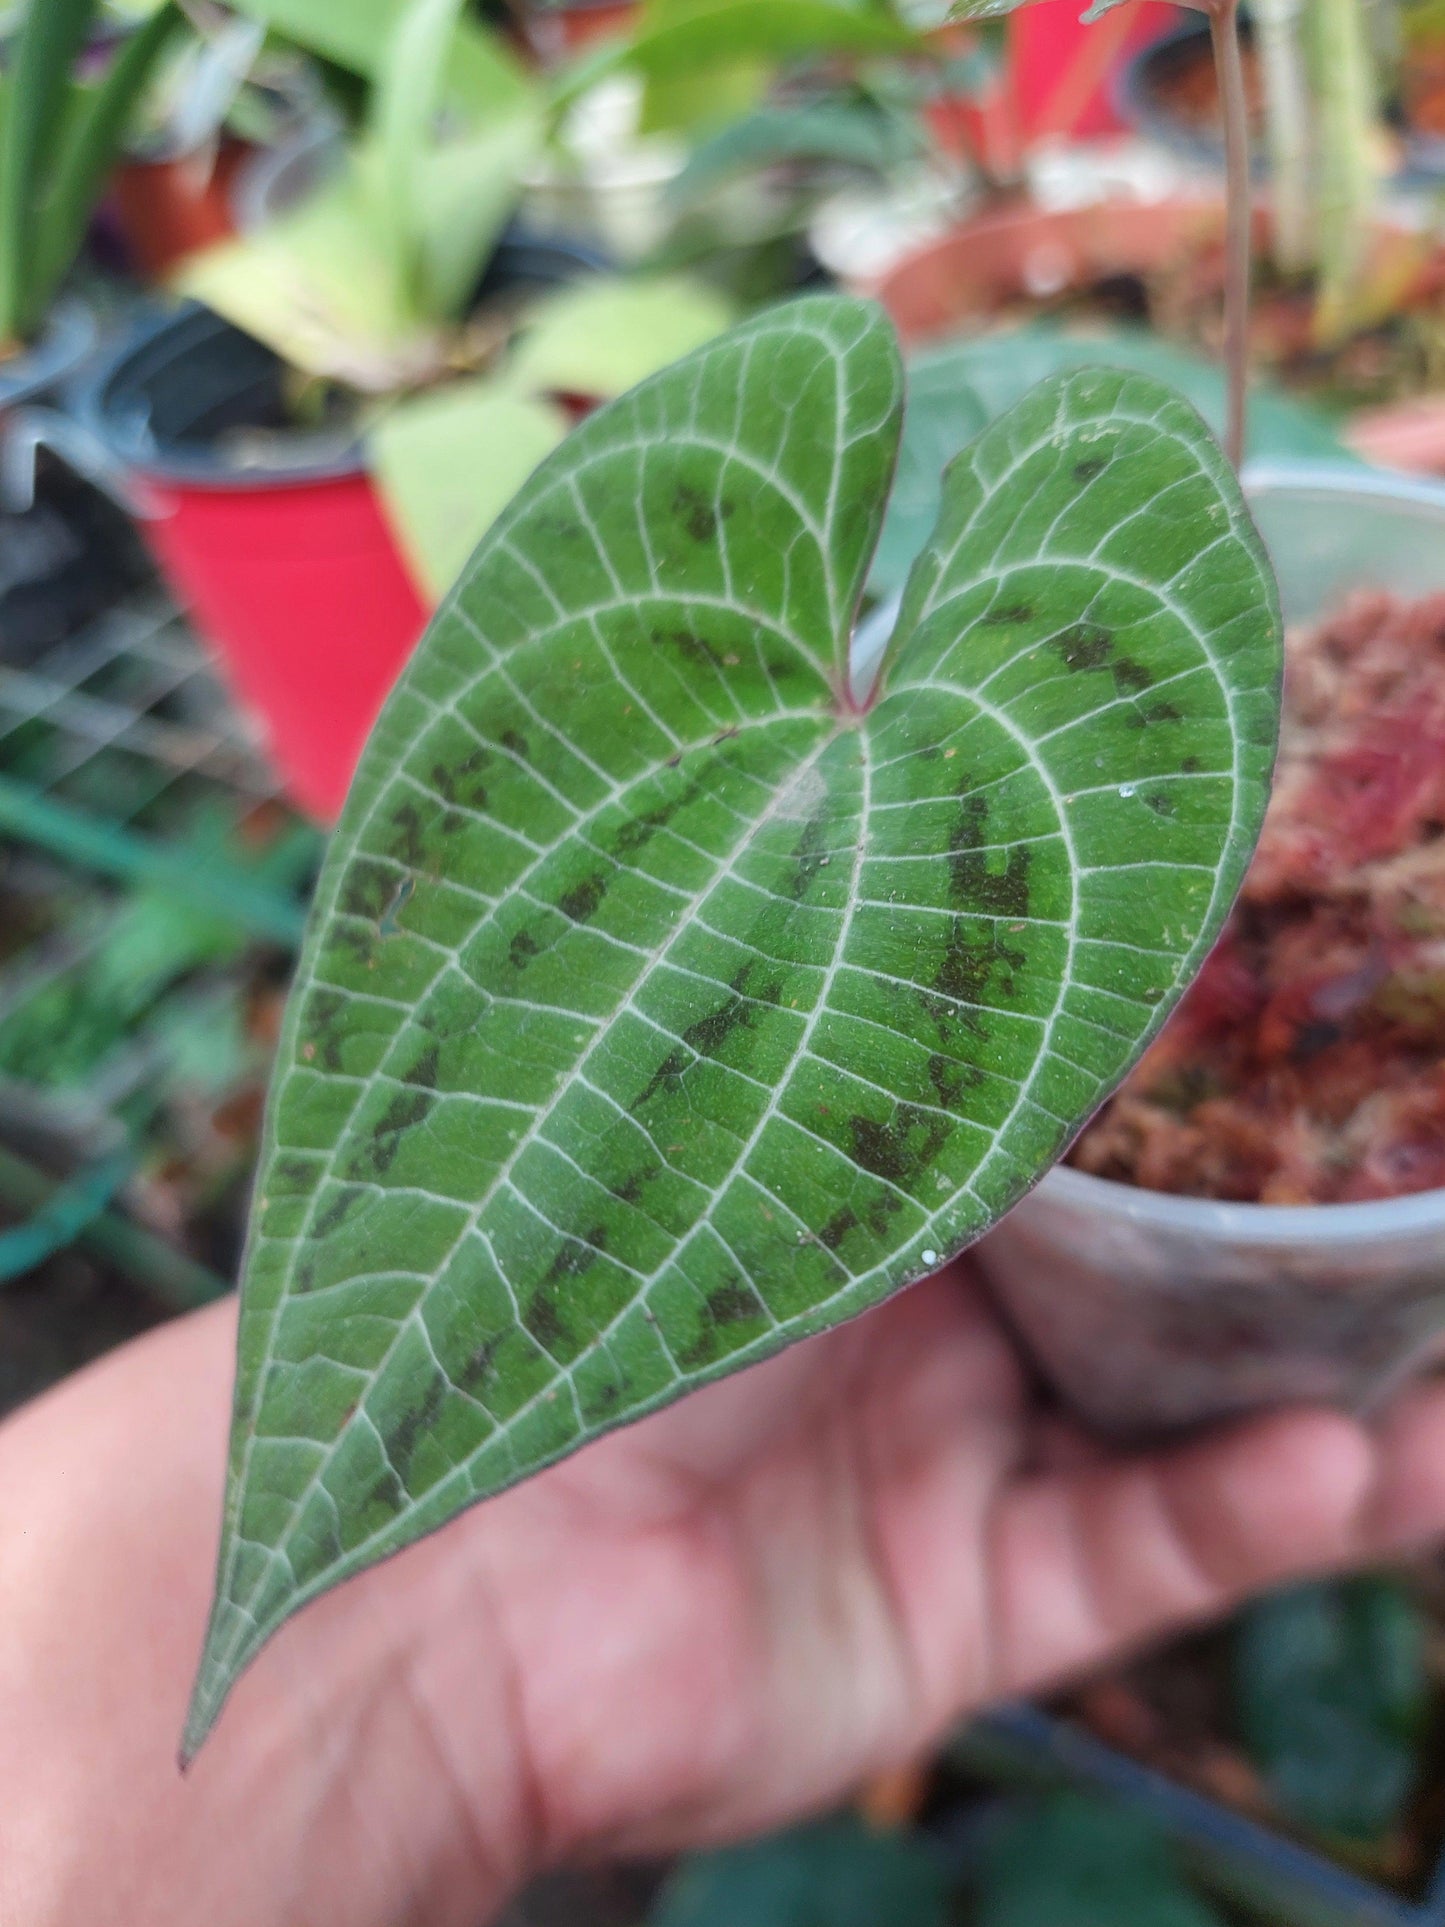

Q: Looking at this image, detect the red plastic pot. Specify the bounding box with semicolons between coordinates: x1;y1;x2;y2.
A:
1010;0;1182;143
139;468;428;822
924;0;1183;179
69;304;427;822
70;238;605;821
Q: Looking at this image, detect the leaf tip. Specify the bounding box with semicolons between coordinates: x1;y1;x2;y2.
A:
180;1648;233;1767
179;1583;260;1766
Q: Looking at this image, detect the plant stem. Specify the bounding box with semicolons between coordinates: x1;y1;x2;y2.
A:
1210;0;1252;471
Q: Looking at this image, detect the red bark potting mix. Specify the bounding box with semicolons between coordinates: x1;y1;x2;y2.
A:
1071;592;1445;1205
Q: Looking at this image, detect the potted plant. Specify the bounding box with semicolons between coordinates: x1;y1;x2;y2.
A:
107;6;324;281
1109;0;1445;473
0;0;183;661
60;0;734;821
0;0;182;407
160;0;1445;1784
869;0;1445;466
858;0;1444;1437
516;0;929;273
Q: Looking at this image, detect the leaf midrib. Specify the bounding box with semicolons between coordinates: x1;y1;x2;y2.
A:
218;707;849;1673
221;625;1116;1669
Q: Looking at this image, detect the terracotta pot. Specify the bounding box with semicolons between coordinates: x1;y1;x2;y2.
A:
867;193;1438;367
110;142;249;282
1346;397;1445;479
516;0;637;62
977;466;1445;1439
868;192;1228;347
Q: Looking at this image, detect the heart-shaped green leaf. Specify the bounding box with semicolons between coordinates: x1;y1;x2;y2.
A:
185;295;1280;1753
870;327;1350;601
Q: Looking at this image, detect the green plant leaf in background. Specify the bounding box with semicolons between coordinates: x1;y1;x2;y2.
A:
177;0;539;384
177;169;433;386
370;275;735;599
0;0;94;333
33;0;183;313
665;96;922;203
226;0;532;118
184;294;1281;1753
561;0;920;111
372;0;467;324
651;1815;951;1926
976;1795;1226;1927
870;326;1351;599
504;274;738;400
1310;0;1385;343
629;0;917;75
1235;1577;1432;1844
370;382;569;602
0;0;183;344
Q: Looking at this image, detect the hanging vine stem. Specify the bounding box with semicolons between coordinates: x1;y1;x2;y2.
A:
1208;0;1253;470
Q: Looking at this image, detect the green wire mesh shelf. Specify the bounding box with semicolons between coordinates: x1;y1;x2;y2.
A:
0;585;318;1296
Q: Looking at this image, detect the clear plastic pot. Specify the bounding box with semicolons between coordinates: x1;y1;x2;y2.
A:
976;465;1445;1438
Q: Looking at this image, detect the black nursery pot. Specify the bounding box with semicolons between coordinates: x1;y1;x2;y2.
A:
0;302;148;663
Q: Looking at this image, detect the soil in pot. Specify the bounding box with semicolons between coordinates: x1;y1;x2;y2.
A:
1070;589;1445;1207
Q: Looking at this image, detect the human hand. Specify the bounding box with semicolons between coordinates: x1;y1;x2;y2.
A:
6;1264;1445;1927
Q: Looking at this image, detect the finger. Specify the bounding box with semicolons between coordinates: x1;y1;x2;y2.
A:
986;1406;1376;1701
1362;1374;1445;1555
1025;1412;1113;1476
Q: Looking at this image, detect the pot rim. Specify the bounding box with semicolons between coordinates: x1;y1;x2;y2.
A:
0;299;97;412
1042;459;1445;1236
70;300;367;491
68;228;609;493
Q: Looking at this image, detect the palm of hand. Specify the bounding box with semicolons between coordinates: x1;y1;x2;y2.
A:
11;1266;1445;1927
325;1264;1423;1902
